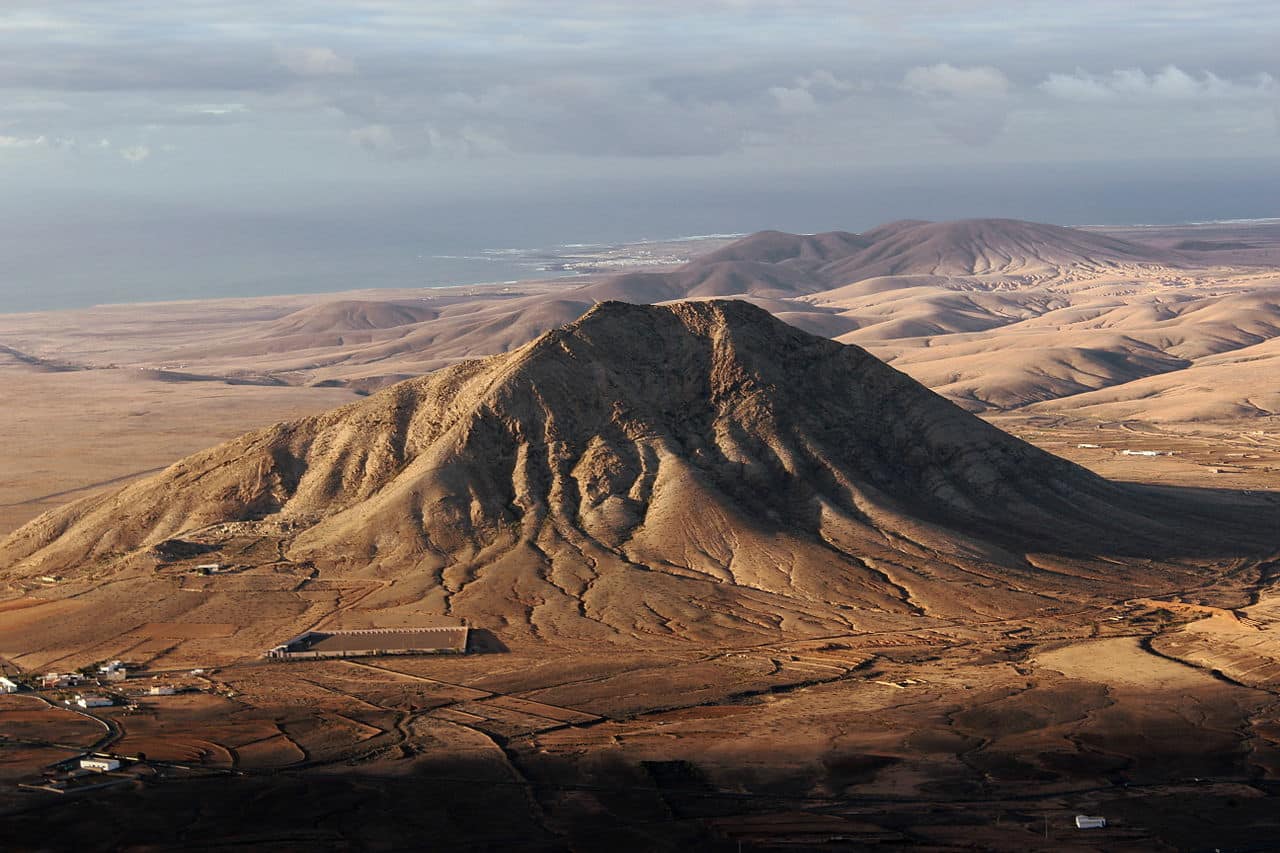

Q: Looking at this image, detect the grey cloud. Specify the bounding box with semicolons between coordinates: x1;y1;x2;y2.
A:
276;46;356;76
902;64;1012;146
767;69;868;116
0;133;48;148
903;64;1010;99
0;43;291;93
120;145;152;163
1041;66;1277;102
333;70;872;158
769;85;818;115
0;0;1278;174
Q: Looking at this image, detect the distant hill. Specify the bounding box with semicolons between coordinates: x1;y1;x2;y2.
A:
821;218;1180;282
690;229;872;266
266;300;440;335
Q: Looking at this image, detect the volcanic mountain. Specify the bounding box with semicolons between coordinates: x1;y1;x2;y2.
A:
1;301;1266;654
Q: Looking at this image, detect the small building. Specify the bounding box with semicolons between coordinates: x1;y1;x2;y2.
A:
1075;815;1107;830
195;563;225;575
41;672;78;689
99;661;127;682
0;676;19;694
75;695;114;709
80;757;121;773
148;685;176;696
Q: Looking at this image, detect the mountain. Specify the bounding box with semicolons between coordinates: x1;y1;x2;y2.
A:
826;218;1181;282
4;301;1266;656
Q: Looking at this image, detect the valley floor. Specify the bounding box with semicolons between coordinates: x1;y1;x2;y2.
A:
4;589;1280;851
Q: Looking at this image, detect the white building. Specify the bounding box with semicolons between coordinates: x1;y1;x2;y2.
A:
41;672;77;689
99;660;127;682
148;685;176;696
0;676;19;694
80;757;121;773
1075;815;1107;829
75;695;114;708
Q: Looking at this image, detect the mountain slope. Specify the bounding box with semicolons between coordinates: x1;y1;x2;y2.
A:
4;301;1266;650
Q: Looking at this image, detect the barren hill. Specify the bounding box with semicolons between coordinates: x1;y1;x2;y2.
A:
266;299;440;335
2;301;1269;654
833;218;1179;281
690;229;871;266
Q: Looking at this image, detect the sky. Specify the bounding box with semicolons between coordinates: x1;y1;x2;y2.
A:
1;1;1278;310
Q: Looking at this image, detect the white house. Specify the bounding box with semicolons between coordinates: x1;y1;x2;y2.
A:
99;660;127;682
1075;815;1107;830
0;676;19;694
80;757;121;773
42;672;79;689
75;695;114;709
148;685;176;696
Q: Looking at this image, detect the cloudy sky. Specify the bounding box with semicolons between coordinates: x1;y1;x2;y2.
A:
2;1;1278;309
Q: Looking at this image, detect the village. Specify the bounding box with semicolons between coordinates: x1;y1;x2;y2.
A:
0;657;223;796
1;615;475;805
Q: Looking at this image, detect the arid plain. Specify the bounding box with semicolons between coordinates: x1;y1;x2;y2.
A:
2;219;1279;851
